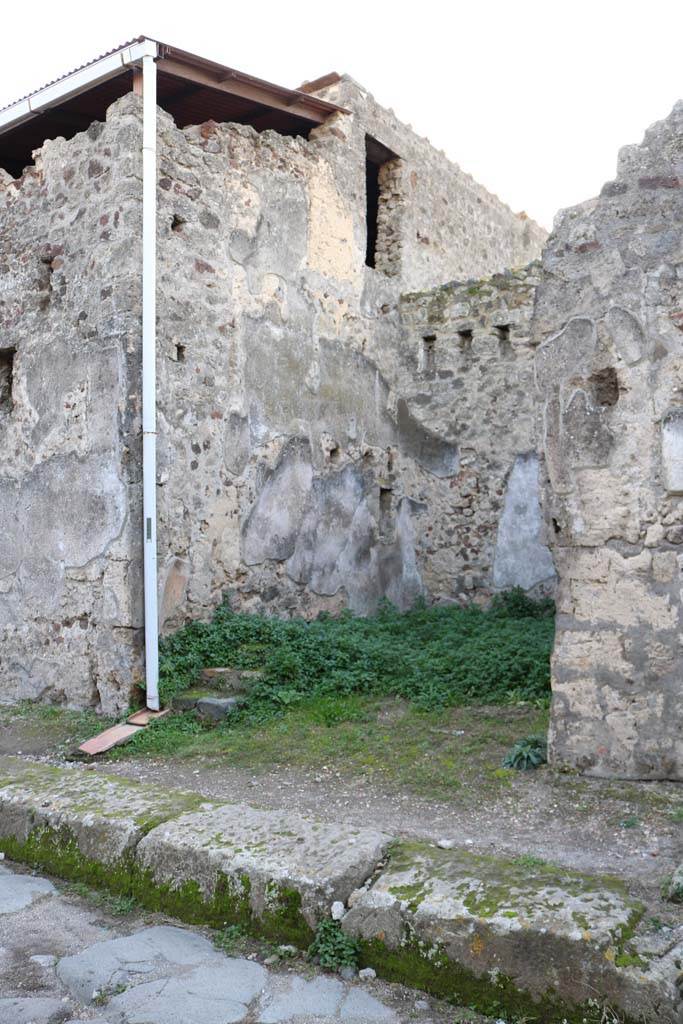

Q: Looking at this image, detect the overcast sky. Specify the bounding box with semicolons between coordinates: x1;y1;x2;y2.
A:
2;0;682;228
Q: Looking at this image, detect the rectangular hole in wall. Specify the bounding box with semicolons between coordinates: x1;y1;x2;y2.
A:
175;343;186;363
495;324;511;350
0;348;16;413
457;328;473;348
365;135;400;272
379;485;393;540
422;334;436;375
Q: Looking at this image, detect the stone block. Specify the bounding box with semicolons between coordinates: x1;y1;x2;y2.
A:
199;668;262;694
136;803;392;932
0;755;210;874
342;841;681;1022
196;696;243;721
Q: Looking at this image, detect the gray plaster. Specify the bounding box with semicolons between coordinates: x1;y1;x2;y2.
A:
492;454;555;591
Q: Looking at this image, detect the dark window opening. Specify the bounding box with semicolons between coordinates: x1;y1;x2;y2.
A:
0;348;16;413
365;135;400;272
365;159;380;269
495;324;511;343
379;486;393;540
171;214;186;233
175;343;186;363
422;334;436;375
457;328;473;347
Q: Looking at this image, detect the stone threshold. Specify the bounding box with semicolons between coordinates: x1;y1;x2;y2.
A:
0;755;679;1023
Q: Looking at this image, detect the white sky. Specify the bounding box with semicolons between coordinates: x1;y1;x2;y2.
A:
2;0;682;228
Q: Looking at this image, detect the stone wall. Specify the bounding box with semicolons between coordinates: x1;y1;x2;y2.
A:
307;75;547;291
533;101;683;780
153;104;552;634
0;96;144;714
0;79;547;713
398;266;555;601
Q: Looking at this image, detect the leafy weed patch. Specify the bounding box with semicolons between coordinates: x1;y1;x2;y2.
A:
155;589;555;716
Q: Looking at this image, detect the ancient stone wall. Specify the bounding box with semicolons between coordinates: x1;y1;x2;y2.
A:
153;93;553;630
306;75;547;290
533;102;683;780
397;266;555;601
0;95;144;714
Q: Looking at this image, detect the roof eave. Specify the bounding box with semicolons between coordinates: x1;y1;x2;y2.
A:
0;38;158;134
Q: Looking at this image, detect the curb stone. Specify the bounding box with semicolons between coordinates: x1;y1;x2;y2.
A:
342;839;683;1023
136;803;392;936
0;756;680;1022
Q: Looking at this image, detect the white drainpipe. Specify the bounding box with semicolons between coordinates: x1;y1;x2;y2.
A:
141;52;160;710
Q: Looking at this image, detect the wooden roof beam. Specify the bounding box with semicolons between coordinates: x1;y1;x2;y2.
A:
156;57;338;125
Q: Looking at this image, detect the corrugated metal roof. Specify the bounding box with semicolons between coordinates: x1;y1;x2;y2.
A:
0;36;147;113
0;37;345;118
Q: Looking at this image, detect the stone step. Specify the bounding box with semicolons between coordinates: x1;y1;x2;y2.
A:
198;667;262;694
136;803;392;941
0;756;390;942
171;688;245;720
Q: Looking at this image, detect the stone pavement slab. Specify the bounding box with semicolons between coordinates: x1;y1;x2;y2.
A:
256;974;397;1022
0;995;66;1023
0;861;417;1024
136;803;391;929
57;925;228;1003
108;960;267;1024
0;861;55;913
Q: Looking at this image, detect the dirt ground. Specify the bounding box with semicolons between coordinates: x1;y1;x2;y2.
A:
1;702;680;899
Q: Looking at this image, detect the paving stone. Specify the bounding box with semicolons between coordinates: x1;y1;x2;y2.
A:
340;986;398;1020
0;996;66;1023
343;840;683;1023
107;960;266;1024
257;975;345;1021
137;804;391;928
30;953;58;968
0;756;218;868
0;864;55;913
56;925;226;1004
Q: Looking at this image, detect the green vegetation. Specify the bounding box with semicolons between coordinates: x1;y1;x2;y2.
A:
213;923;247;955
308;917;359;971
511;854;548;869
502;735;548;771
64;880;138;916
619;815;640;830
155;588;555;713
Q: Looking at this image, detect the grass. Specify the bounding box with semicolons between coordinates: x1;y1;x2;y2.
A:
63;880;139;916
0;702;109;752
113;696;549;802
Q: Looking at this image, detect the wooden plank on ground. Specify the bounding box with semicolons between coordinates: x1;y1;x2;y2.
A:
78;723;143;756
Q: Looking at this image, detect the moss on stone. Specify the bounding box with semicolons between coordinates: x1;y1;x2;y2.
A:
358;932;643;1024
260;883;314;947
0;823;312;948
